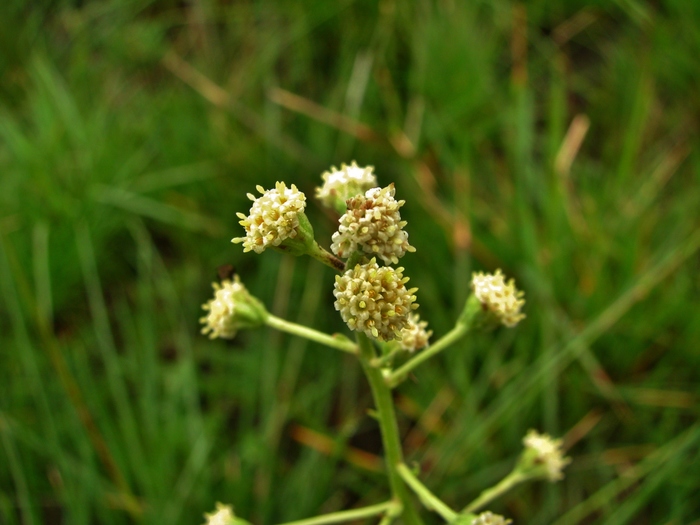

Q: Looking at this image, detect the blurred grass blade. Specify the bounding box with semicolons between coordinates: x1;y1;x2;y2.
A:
268;87;380;142
92;183;221;234
438;227;700;468
31;222;53;327
553;424;700;525
162;52;313;165
74;222;147;510
0;414;37;525
131;161;216;193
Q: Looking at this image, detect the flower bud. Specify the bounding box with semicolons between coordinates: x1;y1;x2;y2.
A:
203;503;251;525
200;277;268;339
460;269;525;329
517;429;571;482
471;511;513;525
316;161;377;213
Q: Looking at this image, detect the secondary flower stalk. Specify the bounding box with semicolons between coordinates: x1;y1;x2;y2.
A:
463;430;569;514
396;463;457;522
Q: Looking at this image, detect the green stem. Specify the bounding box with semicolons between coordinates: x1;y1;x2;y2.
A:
266;314;357;354
386;324;469;388
356;333;424;525
396;463;457;522
277;500;398;525
377;513;396;525
462;469;528;514
308;242;346;273
345;250;364;271
370;345;403;368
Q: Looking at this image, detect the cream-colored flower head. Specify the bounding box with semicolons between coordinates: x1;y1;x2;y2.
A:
471;269;525;327
331;184;416;265
233;182;306;253
522;429;571;482
316;161;377;209
203;503;235;525
399;314;432;352
333;258;418;341
200;277;267;339
471;511;512;525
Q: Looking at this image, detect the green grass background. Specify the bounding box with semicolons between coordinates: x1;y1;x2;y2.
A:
1;0;699;524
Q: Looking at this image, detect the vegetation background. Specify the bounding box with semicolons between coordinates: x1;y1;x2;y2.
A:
1;0;699;524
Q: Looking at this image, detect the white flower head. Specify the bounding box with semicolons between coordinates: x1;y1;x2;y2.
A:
471;511;512;525
333;258;419;341
316;161;377;210
522;429;571;482
331;184;416;265
200;276;267;339
233;182;306;253
203;503;235;525
399;314;432;352
471;269;525;327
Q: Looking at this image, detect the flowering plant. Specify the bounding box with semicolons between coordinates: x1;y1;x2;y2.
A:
200;163;568;525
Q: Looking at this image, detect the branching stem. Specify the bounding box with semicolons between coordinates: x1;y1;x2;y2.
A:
276;500;399;525
266;314;358;354
385;324;469;388
356;333;424;525
462;469;528;514
396;463;457;522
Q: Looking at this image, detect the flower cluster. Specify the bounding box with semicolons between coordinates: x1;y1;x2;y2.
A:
331;184;415;265
471;511;512;525
232;182;306;253
316;161;377;210
471;269;525;327
521;429;571;482
203;503;234;525
200;277;267;339
398;314;432;352
201;162;550;525
333;258;418;341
